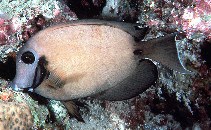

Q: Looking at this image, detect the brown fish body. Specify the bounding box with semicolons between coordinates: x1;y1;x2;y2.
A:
11;20;192;121
12;19;190;102
30;24;139;100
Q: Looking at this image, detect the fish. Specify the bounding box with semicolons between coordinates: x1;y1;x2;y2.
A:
11;19;190;121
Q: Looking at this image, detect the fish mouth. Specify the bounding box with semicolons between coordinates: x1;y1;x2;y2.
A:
12;84;26;91
11;81;34;92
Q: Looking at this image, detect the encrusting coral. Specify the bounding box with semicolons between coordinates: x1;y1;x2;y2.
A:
0;101;33;130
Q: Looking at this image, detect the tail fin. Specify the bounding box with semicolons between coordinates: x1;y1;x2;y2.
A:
135;33;192;74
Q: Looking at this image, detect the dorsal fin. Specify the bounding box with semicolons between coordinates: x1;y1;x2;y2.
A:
52;19;149;40
72;19;149;39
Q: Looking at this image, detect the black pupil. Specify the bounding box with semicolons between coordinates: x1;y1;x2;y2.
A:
21;51;35;64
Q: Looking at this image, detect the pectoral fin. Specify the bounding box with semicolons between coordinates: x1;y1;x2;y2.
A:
45;70;65;89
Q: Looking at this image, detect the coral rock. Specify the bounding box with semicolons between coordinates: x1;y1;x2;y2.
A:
0;101;33;130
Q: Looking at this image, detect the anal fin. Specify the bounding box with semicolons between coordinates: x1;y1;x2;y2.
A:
62;100;85;122
96;59;158;101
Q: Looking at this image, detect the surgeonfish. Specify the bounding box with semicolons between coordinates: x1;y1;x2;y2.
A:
11;19;190;121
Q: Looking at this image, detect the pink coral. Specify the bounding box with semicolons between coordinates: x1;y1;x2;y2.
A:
0;18;11;45
171;0;211;39
180;0;211;38
0;14;21;45
142;0;211;39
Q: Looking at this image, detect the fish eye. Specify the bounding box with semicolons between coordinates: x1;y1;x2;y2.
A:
21;51;35;64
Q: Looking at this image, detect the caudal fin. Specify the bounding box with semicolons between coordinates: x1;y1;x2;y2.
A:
135;33;192;74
